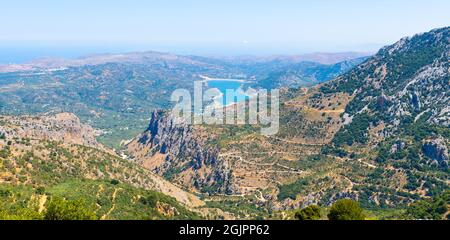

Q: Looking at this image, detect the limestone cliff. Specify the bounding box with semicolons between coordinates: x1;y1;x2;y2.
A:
127;110;236;195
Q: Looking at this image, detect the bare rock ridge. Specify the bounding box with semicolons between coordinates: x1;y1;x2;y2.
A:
0;112;103;149
127;110;235;194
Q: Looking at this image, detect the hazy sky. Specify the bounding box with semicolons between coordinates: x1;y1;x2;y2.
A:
1;0;449;57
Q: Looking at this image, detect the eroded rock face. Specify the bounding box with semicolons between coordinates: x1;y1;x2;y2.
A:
0;112;103;149
127;110;236;195
422;137;449;166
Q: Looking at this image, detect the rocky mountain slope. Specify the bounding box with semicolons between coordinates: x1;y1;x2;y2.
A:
322;27;449;136
321;27;449;167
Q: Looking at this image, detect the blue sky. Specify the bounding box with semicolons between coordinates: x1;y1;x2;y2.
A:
1;0;449;58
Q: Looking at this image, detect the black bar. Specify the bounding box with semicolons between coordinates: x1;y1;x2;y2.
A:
0;220;447;239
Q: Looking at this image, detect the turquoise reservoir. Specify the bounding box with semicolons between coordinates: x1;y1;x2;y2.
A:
206;80;249;106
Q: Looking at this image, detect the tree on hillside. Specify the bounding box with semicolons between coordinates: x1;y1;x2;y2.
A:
295;205;322;220
327;199;366;220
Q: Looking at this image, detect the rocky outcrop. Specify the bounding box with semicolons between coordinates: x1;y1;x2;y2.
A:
422;137;449;167
0;112;104;150
127;110;236;195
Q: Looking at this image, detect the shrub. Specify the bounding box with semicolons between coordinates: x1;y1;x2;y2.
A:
295;205;322;220
110;179;120;185
327;199;366;220
35;187;46;195
0;206;42;220
139;194;159;208
44;197;98;220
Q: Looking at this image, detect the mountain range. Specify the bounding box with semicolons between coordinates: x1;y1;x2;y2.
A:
0;51;369;149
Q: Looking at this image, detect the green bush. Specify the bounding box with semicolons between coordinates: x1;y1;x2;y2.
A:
327;199;366;220
139;194;160;208
35;187;46;195
0;206;42;220
44;197;98;220
295;205;322;220
110;179;120;185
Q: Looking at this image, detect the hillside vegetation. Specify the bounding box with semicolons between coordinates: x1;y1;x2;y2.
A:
0;113;205;220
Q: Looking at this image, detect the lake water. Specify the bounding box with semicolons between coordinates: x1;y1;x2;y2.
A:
206;80;249;106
